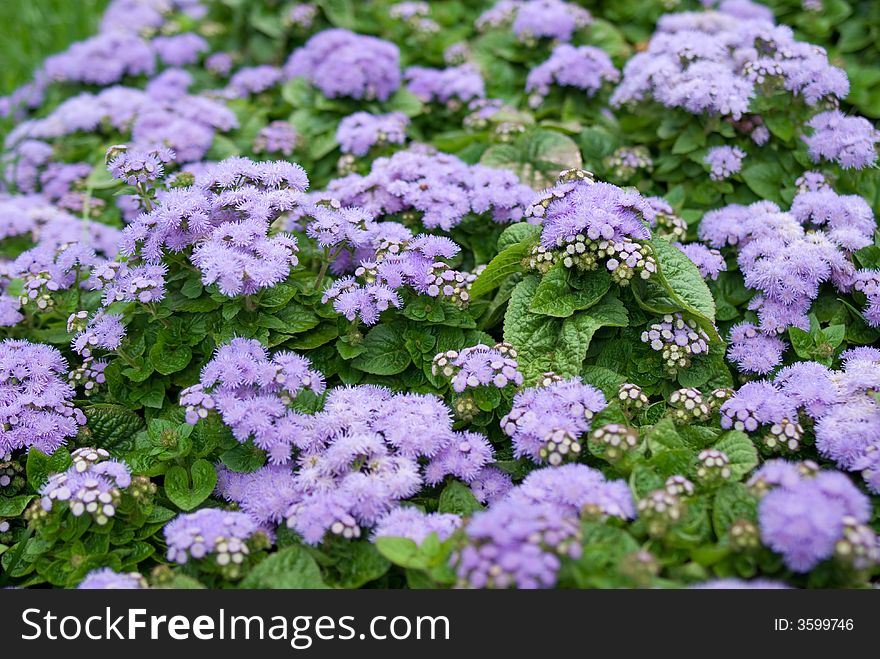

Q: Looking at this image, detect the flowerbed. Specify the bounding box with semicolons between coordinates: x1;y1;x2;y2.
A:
0;0;879;590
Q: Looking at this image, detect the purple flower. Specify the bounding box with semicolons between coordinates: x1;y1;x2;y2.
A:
757;464;871;571
676;243;726;280
640;313;711;372
854;270;880;327
40;448;131;525
502;378;606;464
512;0;592;43
790;188;874;252
151;33;208;67
0;339;84;455
526;44;618;106
721;380;797;433
336;112;409;157
284;29;401;101
164;509;260;565
107;145;175;185
469;467;514;505
44;32;156;85
206;52;234;76
726;322;785;375
71;312;125;357
78;568;147;589
372;507;461;544
225;65;283;98
425;431;494;484
511;463;635;519
803;111;879;170
433;344;524;393
453;499;582;589
704;146;745;180
254;121;298;157
405;64;485;106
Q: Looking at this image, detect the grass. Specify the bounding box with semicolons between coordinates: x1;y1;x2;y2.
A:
0;0;109;94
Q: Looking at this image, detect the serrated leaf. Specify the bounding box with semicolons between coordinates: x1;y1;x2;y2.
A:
713;431;759;481
240;546;328;589
351;324;411;375
712;483;757;537
651;237;719;340
497;222;542;252
83;404;145;450
149;343;192;375
26;448;71;490
553;294;628;376
529;265;611;318
0;495;34;517
220;441;267;473
469;241;530;300
374;536;425;569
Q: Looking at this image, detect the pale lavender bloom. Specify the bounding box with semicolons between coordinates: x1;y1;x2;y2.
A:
434;344;523;393
145;68;192;100
510;464;636;519
151;33;208;67
71;313;125;357
0;339;85;455
704;145;745;180
526;44;618;106
404;64;485;106
78;568;146;589
44;33;156;85
720;380;797;433
790;188;874;252
165;509;260;565
40;452;131;524
453;500;582;589
372;507;462;544
469;467;514;505
287;4;318;28
726;322;785;375
336;112;409;156
803;111;880;170
226;65;283;98
425;431;494;484
284;29;401;101
512;0;591;43
854;270;880;327
676;243;726;280
253;121;298;157
206;52;234;76
107;145;175;185
502;378;607;463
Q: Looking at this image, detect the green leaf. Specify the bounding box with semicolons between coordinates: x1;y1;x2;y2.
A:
741;162;785;204
351;324;411;375
469;241;530;300
149;343;192;375
220;440;267;473
385;88;423;117
481;129;582;189
671;124;705;154
530;266;611;318
497;222;542;252
554;294;628;376
180;277;203;299
374;536;424;569
712;483;757;537
240;545;328;589
503;276;561;381
83;404;145;450
164;460;217;511
26;448;71;490
438;481;483;515
650;237;718;339
713;431;759;481
321;540;391;589
272;302;321;334
0;495;34;517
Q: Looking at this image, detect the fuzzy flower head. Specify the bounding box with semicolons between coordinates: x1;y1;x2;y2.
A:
432;343;524;394
501;378;607;464
164;509;261;566
704;146;745;181
336;112;409;157
803;110;879;170
40;450;133;526
78;568;147;589
0;339;85;455
526;44;618;107
372;507;461;545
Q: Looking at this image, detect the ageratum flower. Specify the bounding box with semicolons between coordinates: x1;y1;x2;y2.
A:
253;121;298;157
510;464;635;519
70;312;125;357
405;64;485;107
0;339;85;455
501;377;607;464
180;338;325;462
468;467;513;505
854;270;880;327
525;44;618;107
78;568;147;589
225;65;284;98
372;507;462;544
512;0;592;43
802;110;879;170
753;461;874;572
43;32;156;85
151;33;208;67
640;313;711;372
40;453;132;525
726;322;785;375
164;509;260;565
106;145;175;185
432;343;524;394
336;112;409;157
284;29;401;101
676;243;727;280
704;145;745;181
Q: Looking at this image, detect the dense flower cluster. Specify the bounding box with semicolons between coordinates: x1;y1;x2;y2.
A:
405;64;485;107
0;339;84;455
78;568;147;589
477;0;592;43
640;313;711;372
325;145;533;231
432;343;524;393
803;110;879;170
253;121;298;157
284;29;401;101
336;112;409;157
164;509;261;566
525;44;618;108
749;460;876;571
704;145;745;181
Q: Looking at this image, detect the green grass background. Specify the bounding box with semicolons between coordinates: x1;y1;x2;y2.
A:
1;0;109;94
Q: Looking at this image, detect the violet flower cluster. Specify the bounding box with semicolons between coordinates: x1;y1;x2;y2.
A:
704;145;746;181
404;64;485;108
78;568;147;589
253;121;299;157
528;174;657;285
432;343;524;394
372;507;462;545
284;29;401;101
325;145;533;231
802;110;879;170
336;112;409;157
39;448;132;525
0;339;85;455
749;460;877;571
477;1;591;44
164;509;261;566
179;338;326;464
699;182;873;373
612;7;849;125
640;313;712;372
525;44;619;108
501;377;607;465
215;384;496;544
